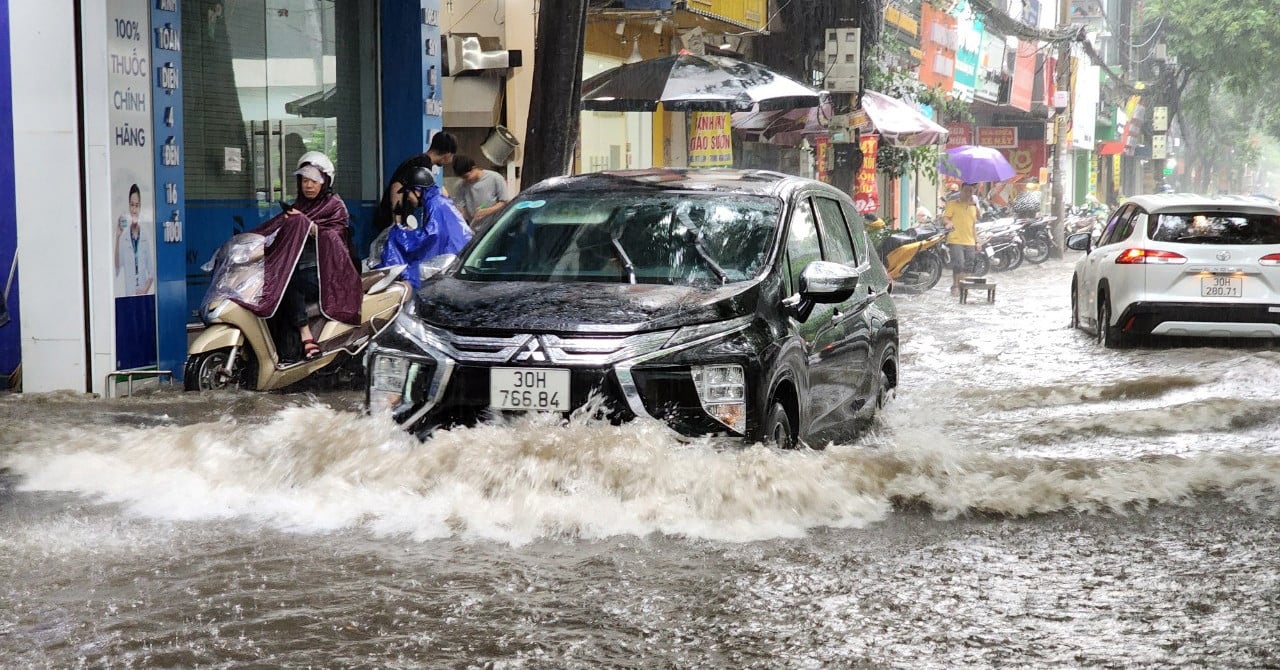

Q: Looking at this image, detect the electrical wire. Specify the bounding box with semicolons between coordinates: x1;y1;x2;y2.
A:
444;0;489;33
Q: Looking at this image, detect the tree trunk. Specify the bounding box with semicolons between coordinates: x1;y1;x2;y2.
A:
521;0;588;189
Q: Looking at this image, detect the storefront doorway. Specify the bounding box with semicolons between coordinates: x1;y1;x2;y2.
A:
182;0;379;322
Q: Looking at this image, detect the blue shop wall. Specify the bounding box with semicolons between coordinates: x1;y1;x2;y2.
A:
0;0;21;386
381;0;443;179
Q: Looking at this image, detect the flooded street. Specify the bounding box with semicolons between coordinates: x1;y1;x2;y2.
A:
2;258;1279;668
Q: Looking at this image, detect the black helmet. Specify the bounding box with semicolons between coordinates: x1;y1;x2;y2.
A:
400;165;435;190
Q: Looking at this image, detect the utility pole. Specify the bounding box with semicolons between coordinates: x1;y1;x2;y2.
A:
1049;0;1071;257
522;0;588;188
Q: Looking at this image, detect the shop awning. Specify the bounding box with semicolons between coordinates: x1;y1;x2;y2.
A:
731;92;833;141
851;90;949;147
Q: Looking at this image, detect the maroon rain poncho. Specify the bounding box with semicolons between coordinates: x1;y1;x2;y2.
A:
237;187;362;325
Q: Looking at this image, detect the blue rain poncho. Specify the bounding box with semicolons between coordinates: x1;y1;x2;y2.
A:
380;185;473;287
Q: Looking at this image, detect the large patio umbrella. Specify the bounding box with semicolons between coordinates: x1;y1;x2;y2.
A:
857;90;950;147
581;54;822;113
939;145;1016;183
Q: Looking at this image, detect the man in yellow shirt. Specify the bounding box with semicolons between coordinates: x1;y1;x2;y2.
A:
942;182;981;294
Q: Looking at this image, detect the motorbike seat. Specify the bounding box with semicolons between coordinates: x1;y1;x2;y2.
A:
880;232;917;258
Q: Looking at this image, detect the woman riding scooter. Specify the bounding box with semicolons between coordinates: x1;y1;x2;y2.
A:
238;152;362;362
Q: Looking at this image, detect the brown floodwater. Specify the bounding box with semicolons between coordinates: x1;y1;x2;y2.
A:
2;259;1278;668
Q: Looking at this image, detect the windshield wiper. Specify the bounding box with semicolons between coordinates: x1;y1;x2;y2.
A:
681;229;728;285
609;238;637;284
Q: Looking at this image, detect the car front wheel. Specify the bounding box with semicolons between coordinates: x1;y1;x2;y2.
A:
763;401;796;450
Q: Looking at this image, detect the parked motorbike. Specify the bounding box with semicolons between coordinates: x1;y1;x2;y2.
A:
975;218;1024;272
877;223;950;293
1019;216;1055;265
184;234;412;392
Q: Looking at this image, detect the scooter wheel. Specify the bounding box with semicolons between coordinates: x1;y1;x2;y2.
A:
183;348;255;391
1023;237;1051;264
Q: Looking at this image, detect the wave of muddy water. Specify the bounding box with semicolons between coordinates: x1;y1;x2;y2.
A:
2;260;1278;668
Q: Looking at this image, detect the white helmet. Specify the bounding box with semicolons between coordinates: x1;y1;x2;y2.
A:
296;150;335;181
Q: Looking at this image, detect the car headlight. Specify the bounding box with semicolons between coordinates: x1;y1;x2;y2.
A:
369;354;412;413
390;308;451;354
691;364;746;434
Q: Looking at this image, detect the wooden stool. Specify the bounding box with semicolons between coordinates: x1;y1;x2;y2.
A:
958;278;996;304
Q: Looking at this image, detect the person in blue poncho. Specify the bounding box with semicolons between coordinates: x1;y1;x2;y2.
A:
378;166;473;287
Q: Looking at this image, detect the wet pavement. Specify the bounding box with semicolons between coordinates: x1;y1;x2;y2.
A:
2;258;1279;668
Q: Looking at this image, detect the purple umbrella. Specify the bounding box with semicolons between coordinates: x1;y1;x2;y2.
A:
939;145;1016;183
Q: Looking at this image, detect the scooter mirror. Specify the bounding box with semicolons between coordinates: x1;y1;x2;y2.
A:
419;253;458;282
368;264;406;294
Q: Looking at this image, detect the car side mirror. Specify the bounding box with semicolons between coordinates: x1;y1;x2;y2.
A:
418;253;458;282
1066;232;1092;252
783;261;861;322
800;260;860;302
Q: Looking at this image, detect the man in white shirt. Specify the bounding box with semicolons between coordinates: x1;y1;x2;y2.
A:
452;154;509;225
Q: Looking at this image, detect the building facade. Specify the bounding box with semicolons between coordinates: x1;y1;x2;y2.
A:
2;1;447;394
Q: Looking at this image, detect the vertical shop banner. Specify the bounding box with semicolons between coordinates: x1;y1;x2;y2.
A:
919;3;957;91
853;134;880;215
0;0;20;383
687;112;733;167
952;13;982;100
1010;40;1036;112
815;135;831;184
152;0;186;379
107;0;158;369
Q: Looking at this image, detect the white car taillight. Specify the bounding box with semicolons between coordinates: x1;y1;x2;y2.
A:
1259;253;1280;266
1115;248;1187;264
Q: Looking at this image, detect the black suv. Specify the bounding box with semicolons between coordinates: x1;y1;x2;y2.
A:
366;169;899;448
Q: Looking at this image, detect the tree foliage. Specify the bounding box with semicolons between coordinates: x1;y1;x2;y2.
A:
1149;0;1280;188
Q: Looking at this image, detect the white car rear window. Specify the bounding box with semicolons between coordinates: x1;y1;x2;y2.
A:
1147;212;1280;245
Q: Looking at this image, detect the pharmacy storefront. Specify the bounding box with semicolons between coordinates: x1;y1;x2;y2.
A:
6;1;443;394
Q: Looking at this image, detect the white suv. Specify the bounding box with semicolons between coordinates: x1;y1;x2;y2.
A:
1068;194;1280;348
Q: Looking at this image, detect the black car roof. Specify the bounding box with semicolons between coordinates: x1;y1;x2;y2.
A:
521;168;840;201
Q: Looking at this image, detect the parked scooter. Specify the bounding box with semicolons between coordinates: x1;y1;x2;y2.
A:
184;234;412;391
1019;215;1055;265
975;217;1025;272
874;219;950;293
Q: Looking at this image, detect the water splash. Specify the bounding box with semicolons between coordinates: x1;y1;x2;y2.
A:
5;403;1278;544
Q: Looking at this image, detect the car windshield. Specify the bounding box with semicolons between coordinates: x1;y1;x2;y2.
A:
457;192;781;285
1148;212;1280;245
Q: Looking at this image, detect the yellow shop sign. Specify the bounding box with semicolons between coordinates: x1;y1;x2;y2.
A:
684;0;767;31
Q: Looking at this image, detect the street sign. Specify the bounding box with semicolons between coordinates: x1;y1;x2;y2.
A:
1153;106;1168;132
1151;134;1167;159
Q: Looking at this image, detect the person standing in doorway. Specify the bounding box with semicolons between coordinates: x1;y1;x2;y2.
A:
943;182;980;295
114;184;155;296
452;154;509;225
374;132;458;235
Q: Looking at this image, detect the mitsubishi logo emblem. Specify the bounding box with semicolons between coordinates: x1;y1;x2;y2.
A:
1217;250;1232;261
514;338;547;362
